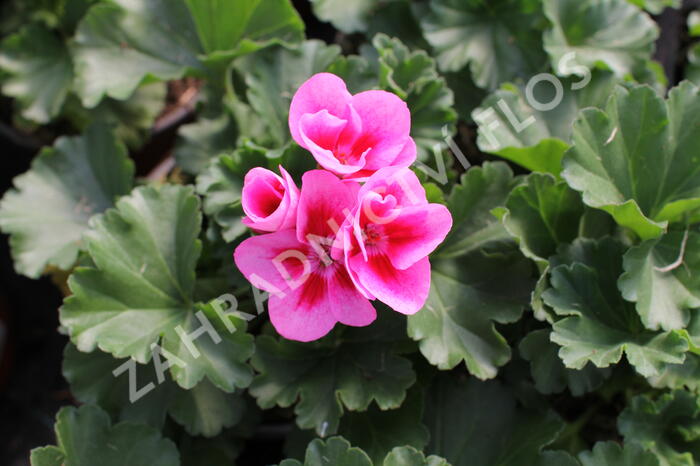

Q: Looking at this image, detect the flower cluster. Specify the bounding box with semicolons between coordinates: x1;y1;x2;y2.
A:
234;73;452;341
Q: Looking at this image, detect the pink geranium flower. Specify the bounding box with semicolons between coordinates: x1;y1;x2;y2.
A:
234;170;376;342
242;166;299;232
288;73;416;179
342;167;453;314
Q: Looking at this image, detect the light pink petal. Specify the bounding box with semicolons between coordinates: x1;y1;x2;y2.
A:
289;73;352;146
341;225;375;299
298;112;365;175
389;137;417;168
278;165;300;230
383;204;453;270
350;90;411;170
233;230;311;295
327;264;377;326
360;166;428;208
268;273;339;342
296;170;358;246
349;253;430;315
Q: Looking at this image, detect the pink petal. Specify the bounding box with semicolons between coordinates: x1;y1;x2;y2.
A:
349;253;430;315
233;230;312;296
298;111;366;175
296;170;359;246
382;204;453;270
389;137;417;168
350;90;412;170
268;273;339;342
268;261;375;341
360;166;428;208
241;167;299;232
289;73;352;146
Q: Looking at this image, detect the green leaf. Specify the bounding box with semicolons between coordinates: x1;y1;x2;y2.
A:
235;40;341;148
619;390;700;466
383;446;451;466
63;343;245;437
408;247;534;380
648;353;700;392
686;44;700;85
628;0;680;14
279;436;373;466
436;162;521;259
372;33;457;160
423;374;566;466
309;0;376;33
250;330;415;437
29;404;179;466
543;0;658;78
562;83;700;240
473;71;622;174
520;329;610;396
174;112;239;175
578;441;660;466
544;238;688;377
339;388;430;464
185;0;303;59
501;173;585;264
59;184;254;391
196;143;269;242
30;447;64;466
0;23;72;123
0;124;134;278
415;0;547;90
618;230;700;331
63;82;167;149
72;0;203;107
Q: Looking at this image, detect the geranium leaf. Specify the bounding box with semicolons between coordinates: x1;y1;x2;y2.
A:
578;441;660;466
383;446;451;466
627;0;680;14
63;344;245;437
563;83;700;240
373;33;457;160
196;144;268;242
339;388;429;464
648;353;700;393
174;112;239;175
544;238;688;377
436;162;520;259
423;374;566;466
63;82;167;149
473;71;622;174
520;329;610;396
29;404;179;466
0;124;134;278
250;330;415;437
501;173;585;264
618;231;700;331
0;23;72;123
59;184;254;391
309;0;376;34
408;247;534;380
72;0;203;107
619;390;700;466
415;0;547;90
543;0;658;78
185;0;303;60
279;437;373;466
235;40;341;148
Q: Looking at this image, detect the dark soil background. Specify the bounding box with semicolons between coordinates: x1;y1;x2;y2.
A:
0;1;697;465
